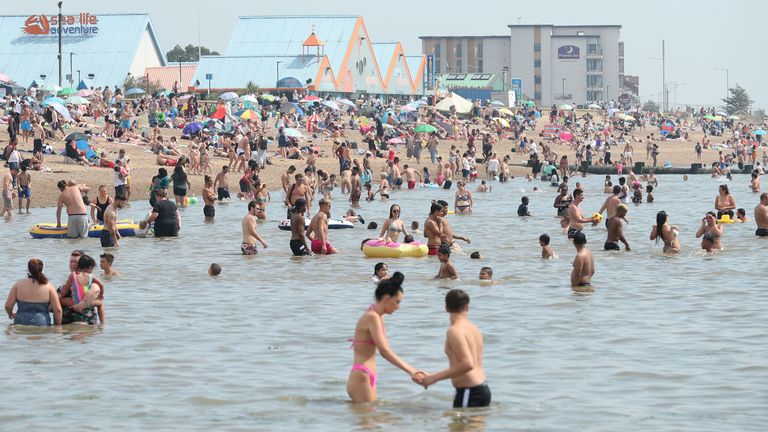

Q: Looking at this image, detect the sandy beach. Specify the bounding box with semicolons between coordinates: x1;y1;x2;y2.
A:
2;109;740;210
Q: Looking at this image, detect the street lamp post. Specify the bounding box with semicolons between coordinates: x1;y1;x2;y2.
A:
57;1;63;87
76;69;80;86
715;67;729;101
561;77;567;102
669;81;684;110
69;52;76;87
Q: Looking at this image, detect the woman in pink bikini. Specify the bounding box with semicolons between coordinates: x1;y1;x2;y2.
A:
346;272;421;403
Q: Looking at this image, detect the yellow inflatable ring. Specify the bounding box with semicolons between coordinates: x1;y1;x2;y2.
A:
362;239;428;258
716;215;737;224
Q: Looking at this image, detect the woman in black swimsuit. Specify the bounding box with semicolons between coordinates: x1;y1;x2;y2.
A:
90;185;113;224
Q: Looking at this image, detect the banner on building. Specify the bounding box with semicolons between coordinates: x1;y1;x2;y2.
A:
510;78;523;99
426;54;434;89
557;45;580;60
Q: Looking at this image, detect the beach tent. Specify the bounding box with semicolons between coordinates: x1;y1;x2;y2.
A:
276;77;303;89
380;111;398;124
435;93;473;115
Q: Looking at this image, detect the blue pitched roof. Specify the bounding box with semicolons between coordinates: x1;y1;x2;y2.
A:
193;55;324;90
372;43;397;73
225;15;358;73
0;13;164;88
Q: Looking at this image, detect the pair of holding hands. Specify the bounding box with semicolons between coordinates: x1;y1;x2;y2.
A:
411;371;436;389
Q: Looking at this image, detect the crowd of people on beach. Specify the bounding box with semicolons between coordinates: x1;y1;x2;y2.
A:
4;81;768;407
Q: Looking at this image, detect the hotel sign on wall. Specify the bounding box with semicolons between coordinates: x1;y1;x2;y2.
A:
557;45;580;60
22;13;99;36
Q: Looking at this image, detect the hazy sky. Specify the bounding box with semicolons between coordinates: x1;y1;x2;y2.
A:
6;0;766;108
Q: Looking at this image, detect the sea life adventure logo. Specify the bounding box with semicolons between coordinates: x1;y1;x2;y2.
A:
22;13;99;36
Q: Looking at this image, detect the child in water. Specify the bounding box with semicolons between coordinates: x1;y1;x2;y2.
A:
517;196;532;216
99;253;121;277
646;185;655;203
632;183;643;204
208;263;222;276
435;245;458;280
410;221;420;235
59;254;106;324
479;267;493;280
539;234;556;259
319;171;337;200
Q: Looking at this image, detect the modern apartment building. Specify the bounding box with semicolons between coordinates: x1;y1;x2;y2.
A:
508;24;623;106
421;24;625;106
419;36;511;82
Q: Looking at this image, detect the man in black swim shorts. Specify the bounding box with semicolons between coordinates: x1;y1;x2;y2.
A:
289;199;312;256
415;289;491;408
604;204;630;251
202;175;216;222
567;227;581;240
754;193;768;236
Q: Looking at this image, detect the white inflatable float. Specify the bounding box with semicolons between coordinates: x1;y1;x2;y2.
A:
278;218;354;231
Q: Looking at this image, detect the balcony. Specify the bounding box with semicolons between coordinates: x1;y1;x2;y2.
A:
586;46;603;58
586;69;603;74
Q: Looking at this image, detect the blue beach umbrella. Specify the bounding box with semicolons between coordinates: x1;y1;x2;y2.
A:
183;122;203;135
219;92;238;101
41;97;65;106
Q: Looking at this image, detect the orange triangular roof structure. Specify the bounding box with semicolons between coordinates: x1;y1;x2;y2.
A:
303;32;324;47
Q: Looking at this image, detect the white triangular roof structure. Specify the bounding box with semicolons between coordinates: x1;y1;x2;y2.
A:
435;92;473;114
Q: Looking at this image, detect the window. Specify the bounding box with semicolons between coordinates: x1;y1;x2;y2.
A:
587;59;601;71
587;43;602;55
618;42;624;57
586;75;602;87
619;58;625;74
534;91;542;100
587;90;603;101
534;43;541;52
433;45;441;73
476;42;483;72
534;59;541;68
534;75;541;84
455;44;462;72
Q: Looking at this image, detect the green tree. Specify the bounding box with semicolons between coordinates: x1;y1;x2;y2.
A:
642;100;660;112
722;84;753;115
166;44;220;62
245;81;260;94
123;75;162;95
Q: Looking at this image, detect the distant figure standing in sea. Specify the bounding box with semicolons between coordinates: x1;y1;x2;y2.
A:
241;201;268;255
571;231;594;288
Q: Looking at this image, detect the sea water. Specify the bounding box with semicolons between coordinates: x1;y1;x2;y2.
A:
0;174;765;431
